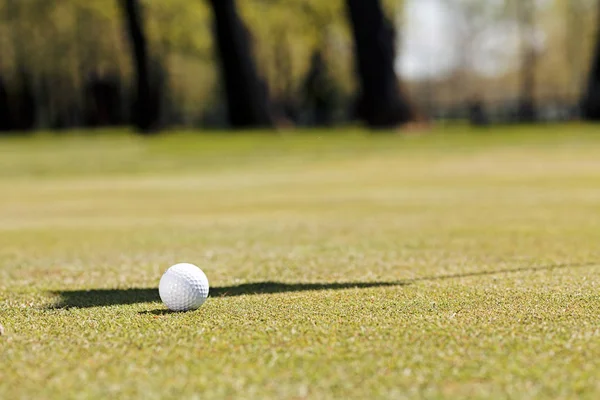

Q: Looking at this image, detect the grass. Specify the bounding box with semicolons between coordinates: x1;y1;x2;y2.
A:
0;124;599;399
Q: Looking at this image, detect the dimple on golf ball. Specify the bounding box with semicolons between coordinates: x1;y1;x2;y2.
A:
159;263;209;311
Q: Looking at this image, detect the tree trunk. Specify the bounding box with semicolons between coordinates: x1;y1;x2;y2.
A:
207;0;274;129
119;0;160;133
15;67;37;131
4;0;36;132
345;0;413;129
517;0;537;122
581;1;600;120
0;76;12;132
566;0;586;100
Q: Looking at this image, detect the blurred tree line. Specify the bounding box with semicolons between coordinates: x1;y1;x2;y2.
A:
0;0;599;135
410;0;600;124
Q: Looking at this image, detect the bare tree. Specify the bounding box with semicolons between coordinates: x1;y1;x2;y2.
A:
207;0;274;129
119;0;161;133
582;0;600;120
345;0;413;128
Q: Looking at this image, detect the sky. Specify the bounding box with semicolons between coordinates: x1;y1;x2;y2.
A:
397;0;456;79
398;0;522;80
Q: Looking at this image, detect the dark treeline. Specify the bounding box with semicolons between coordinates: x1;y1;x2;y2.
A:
0;0;600;135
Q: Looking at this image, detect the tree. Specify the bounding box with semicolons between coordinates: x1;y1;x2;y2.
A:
3;0;38;131
302;50;338;126
119;0;162;133
565;0;588;94
0;76;12;132
582;0;600;120
207;0;274;129
345;0;413;129
516;0;537;122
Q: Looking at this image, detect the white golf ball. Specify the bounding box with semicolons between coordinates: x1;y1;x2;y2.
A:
159;263;209;311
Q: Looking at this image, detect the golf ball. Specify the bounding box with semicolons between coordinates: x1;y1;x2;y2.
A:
159;263;209;311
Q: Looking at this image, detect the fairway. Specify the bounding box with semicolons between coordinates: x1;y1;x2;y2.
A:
1;126;599;399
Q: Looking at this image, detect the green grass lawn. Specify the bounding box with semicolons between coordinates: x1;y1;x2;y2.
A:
1;125;599;399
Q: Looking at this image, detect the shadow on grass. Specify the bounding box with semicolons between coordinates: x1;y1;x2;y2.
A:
138;309;174;315
50;281;405;309
412;262;597;282
49;262;596;310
